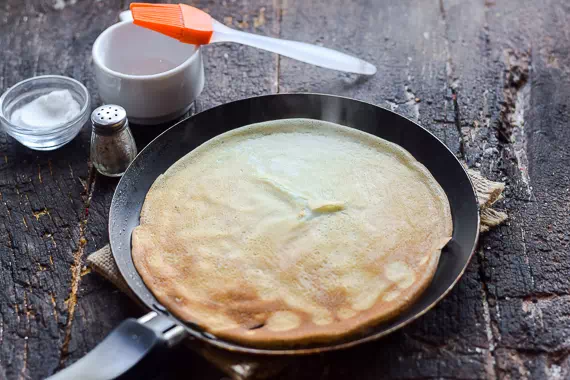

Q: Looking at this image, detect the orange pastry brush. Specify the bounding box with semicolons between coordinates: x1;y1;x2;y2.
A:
130;3;376;75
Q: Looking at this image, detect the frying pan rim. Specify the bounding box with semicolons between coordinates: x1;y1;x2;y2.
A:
109;92;480;355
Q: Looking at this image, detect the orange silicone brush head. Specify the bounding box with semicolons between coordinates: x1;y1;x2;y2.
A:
130;3;214;45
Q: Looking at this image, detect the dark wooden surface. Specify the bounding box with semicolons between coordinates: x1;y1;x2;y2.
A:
0;0;569;379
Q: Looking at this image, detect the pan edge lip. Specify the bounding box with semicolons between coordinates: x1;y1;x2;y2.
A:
109;92;481;355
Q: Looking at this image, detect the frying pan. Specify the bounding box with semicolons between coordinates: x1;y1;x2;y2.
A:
49;94;479;379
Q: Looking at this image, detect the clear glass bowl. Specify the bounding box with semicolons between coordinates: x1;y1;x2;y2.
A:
0;75;90;151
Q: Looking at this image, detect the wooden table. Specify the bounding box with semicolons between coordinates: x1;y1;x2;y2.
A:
1;0;569;379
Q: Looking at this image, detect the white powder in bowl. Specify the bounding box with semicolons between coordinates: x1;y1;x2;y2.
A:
10;89;81;129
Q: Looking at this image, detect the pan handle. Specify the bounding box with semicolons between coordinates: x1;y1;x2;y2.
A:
47;312;187;380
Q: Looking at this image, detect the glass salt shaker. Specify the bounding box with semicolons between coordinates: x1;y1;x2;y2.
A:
90;105;137;177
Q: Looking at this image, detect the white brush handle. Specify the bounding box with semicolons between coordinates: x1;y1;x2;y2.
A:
120;11;376;75
211;20;376;75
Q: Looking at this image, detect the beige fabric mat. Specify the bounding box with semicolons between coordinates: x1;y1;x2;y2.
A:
86;167;507;379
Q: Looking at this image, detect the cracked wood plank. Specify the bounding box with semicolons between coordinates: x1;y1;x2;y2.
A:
0;1;127;379
442;0;570;378
57;168;94;367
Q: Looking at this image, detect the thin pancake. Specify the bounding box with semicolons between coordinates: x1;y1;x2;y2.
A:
132;119;452;346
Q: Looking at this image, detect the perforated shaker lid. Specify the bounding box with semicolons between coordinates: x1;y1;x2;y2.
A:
91;104;127;134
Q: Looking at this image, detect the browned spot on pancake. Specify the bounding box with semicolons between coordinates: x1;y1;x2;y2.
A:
226;310;270;330
210;287;260;305
210;286;281;329
316;287;348;310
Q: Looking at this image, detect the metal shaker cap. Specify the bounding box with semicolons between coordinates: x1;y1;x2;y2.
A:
91;105;128;134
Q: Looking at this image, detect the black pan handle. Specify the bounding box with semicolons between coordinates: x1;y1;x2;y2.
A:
47;312;187;380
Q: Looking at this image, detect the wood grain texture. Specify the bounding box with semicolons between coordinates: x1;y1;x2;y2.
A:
0;1;129;379
442;0;570;378
0;0;568;379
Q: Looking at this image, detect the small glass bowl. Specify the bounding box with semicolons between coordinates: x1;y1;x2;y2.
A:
0;75;90;151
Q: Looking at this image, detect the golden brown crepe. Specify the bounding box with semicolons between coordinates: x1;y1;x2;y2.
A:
132;119;452;346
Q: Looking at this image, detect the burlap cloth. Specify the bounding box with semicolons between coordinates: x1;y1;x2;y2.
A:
86;168;507;379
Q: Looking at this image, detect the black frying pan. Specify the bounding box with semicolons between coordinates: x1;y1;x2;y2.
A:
49;94;479;379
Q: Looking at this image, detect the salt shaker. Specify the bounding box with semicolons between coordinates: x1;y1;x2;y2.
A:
90;105;137;177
